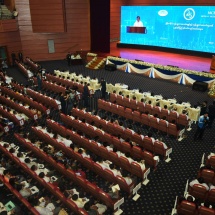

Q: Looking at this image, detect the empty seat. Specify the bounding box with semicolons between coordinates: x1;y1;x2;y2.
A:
177;200;198;215
198;206;215;215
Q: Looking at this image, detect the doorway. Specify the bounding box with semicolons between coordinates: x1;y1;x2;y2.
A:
0;46;8;68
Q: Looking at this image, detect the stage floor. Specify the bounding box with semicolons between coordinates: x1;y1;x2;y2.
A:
103;42;214;73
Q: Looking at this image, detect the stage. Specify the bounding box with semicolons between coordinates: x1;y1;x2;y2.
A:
103;42;214;74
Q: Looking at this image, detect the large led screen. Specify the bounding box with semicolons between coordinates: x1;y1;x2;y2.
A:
120;6;215;53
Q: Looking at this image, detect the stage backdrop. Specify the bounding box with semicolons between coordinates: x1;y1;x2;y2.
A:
120;6;215;53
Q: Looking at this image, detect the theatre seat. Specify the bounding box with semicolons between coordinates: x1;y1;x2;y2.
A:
198;206;215;215
189;184;208;200
177;200;198;215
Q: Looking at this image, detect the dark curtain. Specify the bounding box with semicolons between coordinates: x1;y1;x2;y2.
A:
90;0;110;53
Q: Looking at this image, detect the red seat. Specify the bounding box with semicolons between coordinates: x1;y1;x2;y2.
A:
86;182;99;198
152;106;161;117
198;169;215;184
154;140;168;158
98;190;114;209
131;146;143;159
137;102;145;113
103;133;113;145
133;110;141;123
189;184;208;200
198;206;215;215
178;114;190;128
143;151;157;168
93;163;104;176
121;141;132;153
116;175;134;194
124;108;133;121
102;169;116;183
131;162;145;179
66;199;79;214
112;137;122;149
141;113;150;127
158;119;168;133
142;137;154;152
167;123;180;139
99;146;109;160
132;133;144;146
119;156;131;172
123;97;130;108
207;189;215;203
145;104;152;114
177;200;198;215
160;108;169;119
110;93;117;103
122;128;133;140
116;95;124;106
169;111;178;123
149;116;159;130
82;157;94;171
109;151;120;166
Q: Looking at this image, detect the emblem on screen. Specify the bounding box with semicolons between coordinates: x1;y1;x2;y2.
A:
158;10;168;17
183;8;195;20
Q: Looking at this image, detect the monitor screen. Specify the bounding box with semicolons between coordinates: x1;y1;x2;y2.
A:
120;6;215;53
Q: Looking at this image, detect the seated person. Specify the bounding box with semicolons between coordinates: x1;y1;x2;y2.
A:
71;194;89;208
121;170;133;185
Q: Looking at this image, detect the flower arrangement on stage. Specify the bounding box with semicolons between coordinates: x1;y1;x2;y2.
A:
87;53;98;57
107;56;215;78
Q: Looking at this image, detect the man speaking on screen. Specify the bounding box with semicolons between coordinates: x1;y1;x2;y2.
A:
133;16;144;27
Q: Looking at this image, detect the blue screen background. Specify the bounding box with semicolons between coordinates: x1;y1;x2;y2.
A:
120;6;215;53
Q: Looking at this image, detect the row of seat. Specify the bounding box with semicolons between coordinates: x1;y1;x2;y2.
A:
71;108;172;161
0;106;24;126
25;57;40;72
198;168;215;186
1;86;49;115
46;74;86;94
26;89;60;110
98;99;185;140
176;200;215;215
0;95;38;120
0;175;40;215
35;121;149;190
27;127;126;212
110;93;190;127
14;133;123;213
47;117;152;179
0;143;88;215
15;60;29;78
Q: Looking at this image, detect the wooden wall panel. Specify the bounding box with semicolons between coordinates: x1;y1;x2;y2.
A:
0;20;18;32
110;0;215;42
15;0;90;61
0;31;22;64
29;0;66;33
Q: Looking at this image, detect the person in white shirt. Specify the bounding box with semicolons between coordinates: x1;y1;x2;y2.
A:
72;194;88;208
133;159;145;171
78;148;90;158
121;170;133;185
124;152;134;164
109;164;122;177
96;158;108;170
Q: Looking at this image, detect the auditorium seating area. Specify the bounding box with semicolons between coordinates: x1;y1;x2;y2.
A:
1;56;215;214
